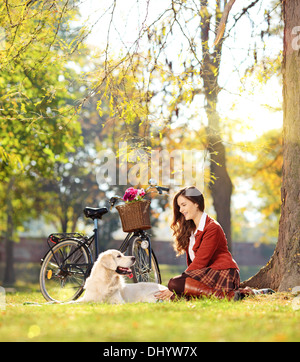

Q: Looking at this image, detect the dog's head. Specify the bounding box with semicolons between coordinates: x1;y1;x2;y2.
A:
97;249;135;276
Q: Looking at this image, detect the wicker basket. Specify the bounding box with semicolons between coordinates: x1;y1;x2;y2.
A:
116;200;151;232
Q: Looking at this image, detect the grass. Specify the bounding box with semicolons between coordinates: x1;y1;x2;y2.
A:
1;283;299;342
1;264;299;342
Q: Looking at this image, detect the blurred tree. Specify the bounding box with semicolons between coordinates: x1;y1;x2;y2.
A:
0;0;85;285
38;90;123;250
229;129;282;243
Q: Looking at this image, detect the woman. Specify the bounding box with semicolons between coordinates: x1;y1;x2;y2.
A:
156;186;241;301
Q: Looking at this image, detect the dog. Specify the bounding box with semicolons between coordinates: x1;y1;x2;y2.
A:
77;249;168;304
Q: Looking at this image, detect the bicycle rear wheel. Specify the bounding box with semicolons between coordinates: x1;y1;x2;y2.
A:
128;236;161;284
39;239;91;302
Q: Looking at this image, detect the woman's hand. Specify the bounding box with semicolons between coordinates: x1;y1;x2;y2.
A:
154;289;174;301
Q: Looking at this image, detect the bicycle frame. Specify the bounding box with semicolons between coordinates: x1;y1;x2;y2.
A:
93;218;100;259
41;233;94;270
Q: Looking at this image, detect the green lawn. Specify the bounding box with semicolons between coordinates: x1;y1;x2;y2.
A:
1;284;299;342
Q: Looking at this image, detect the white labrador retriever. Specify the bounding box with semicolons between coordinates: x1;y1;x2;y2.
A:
78;249;167;304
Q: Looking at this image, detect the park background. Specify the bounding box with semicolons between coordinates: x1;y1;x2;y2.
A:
0;0;283;288
2;0;300;343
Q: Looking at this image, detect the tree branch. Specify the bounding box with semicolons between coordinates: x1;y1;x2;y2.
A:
213;0;236;46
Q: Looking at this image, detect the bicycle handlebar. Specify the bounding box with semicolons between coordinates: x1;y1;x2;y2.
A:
152;186;169;194
109;196;123;209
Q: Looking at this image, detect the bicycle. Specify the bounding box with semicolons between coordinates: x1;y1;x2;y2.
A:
39;180;169;303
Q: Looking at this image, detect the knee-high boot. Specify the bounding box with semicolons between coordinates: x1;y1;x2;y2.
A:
183;277;241;301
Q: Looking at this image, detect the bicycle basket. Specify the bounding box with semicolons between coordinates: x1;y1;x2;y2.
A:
116;200;151;232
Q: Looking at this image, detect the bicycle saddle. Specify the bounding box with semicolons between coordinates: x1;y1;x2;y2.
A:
83;207;108;220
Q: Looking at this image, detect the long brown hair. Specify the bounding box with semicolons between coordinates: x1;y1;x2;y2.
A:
171;186;205;255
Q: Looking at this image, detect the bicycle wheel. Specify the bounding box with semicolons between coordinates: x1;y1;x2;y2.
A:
39;239;91;303
128;235;161;284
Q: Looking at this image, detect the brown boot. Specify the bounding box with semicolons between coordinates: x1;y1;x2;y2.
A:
183;278;241;301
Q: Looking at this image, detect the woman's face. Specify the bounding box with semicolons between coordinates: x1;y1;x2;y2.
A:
177;195;200;222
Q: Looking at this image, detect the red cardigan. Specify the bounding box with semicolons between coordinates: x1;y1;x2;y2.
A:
185;215;239;271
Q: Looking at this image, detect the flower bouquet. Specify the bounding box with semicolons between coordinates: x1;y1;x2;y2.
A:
123;187;146;203
116;187;151;232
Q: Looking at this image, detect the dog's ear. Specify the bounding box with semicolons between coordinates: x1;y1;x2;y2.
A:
100;253;115;270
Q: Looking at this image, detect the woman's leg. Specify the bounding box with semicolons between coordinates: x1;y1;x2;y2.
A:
168;271;273;301
168;272;240;301
183;277;240;301
167;273;189;298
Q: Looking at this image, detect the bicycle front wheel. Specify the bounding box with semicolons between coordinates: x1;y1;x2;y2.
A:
128;236;161;284
39;239;91;303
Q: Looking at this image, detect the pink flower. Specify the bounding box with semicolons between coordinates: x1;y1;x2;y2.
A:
123;187;138;202
123;187;146;202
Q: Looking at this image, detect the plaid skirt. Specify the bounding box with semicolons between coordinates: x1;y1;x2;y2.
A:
185;268;240;292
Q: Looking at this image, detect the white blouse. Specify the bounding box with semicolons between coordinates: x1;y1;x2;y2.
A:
188;212;207;261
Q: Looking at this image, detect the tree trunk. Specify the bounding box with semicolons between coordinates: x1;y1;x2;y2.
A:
207;131;233;251
200;1;233;250
3;178;15;286
241;0;300;291
4;237;15;286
